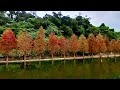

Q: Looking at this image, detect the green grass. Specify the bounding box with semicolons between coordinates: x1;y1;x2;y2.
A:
0;57;120;79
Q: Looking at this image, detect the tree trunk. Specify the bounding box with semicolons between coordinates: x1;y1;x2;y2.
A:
76;53;77;57
24;52;26;69
92;53;93;62
101;54;102;63
61;53;62;58
114;53;116;62
74;53;75;64
39;53;41;66
6;56;8;69
99;52;102;63
99;52;100;61
23;55;25;60
107;52;109;62
83;52;84;63
68;53;69;57
52;53;54;65
64;52;65;65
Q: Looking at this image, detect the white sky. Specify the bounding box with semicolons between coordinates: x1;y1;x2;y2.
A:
27;11;120;32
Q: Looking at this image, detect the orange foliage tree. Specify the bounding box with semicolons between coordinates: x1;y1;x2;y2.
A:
88;33;99;61
17;31;33;69
96;33;107;62
104;36;110;59
114;40;119;62
59;36;69;64
69;34;79;63
107;39;113;59
79;34;88;62
48;32;59;65
34;26;46;65
107;40;113;53
108;39;116;62
65;39;70;57
0;28;17;68
116;40;120;56
114;40;120;54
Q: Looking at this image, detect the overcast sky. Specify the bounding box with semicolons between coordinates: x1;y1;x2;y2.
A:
32;11;120;32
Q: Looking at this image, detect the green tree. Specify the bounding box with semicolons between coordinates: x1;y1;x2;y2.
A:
71;19;78;35
77;25;85;35
60;25;73;38
46;24;61;37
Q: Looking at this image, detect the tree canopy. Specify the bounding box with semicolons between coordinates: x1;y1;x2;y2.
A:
0;11;119;40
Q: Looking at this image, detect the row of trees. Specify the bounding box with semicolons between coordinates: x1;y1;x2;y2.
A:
0;27;119;69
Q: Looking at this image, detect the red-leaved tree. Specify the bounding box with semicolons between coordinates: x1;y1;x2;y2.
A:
116;40;120;56
110;39;116;62
104;36;110;61
0;28;17;68
114;40;120;57
88;33;99;61
17;31;33;69
48;32;59;65
59;36;68;64
96;33;107;62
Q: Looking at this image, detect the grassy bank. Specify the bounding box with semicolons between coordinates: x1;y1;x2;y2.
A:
0;57;120;79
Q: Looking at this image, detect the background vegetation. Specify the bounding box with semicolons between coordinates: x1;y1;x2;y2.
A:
0;11;119;40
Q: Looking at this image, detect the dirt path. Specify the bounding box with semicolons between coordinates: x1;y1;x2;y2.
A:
0;54;119;64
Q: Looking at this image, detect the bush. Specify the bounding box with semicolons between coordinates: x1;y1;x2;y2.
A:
26;63;40;70
0;65;5;72
19;62;40;70
6;64;21;72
